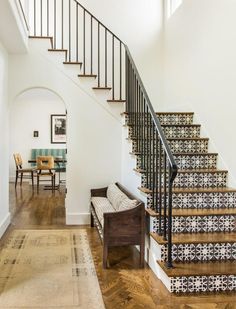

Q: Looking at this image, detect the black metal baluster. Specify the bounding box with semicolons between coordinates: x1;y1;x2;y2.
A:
83;9;86;74
120;41;122;100
158;141;162;235
149;113;152;189
69;0;71;61
47;0;49;37
97;23;100;87
167;164;175;268
40;0;42;36
125;52;128;113
90;16;93;74
62;0;64;49
54;0;56;48
112;35;114;100
34;0;36;36
163;152;167;240
155;133;159;212
152;124;156;211
76;3;79;61
105;29;107;87
146;110;150;189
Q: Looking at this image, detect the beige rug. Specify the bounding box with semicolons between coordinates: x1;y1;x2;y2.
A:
0;229;105;308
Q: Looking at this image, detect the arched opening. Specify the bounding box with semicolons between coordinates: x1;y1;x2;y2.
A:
9;87;67;225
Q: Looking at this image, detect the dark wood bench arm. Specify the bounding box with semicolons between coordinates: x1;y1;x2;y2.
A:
91;187;108;197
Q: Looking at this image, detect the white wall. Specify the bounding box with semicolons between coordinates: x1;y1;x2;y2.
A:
0;42;10;236
162;0;236;185
9;39;122;225
9;88;66;180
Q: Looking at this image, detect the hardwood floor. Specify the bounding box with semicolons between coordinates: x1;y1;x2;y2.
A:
3;183;236;308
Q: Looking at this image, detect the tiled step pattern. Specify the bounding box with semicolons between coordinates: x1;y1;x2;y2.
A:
147;190;236;209
135;153;218;170
126;111;236;293
141;170;227;189
151;214;236;233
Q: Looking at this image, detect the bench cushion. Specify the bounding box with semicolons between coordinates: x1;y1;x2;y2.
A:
91;197;115;227
107;183;127;210
118;198;138;211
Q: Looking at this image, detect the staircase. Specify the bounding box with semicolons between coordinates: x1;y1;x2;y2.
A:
125;111;236;293
23;0;235;294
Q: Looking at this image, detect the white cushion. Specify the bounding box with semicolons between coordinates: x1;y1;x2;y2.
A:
118;198;138;211
107;183;127;210
91;197;115;227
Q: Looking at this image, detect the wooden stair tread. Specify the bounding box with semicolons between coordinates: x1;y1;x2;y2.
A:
78;74;97;78
29;36;53;39
108;100;126;103
151;231;236;245
63;61;82;65
126;123;200;127
92;87;112;90
48;49;67;52
146;207;236;217
167;137;209;141
156;112;194;115
134;168;227;174
158;260;236;276
139;186;236;194
173;152;218;156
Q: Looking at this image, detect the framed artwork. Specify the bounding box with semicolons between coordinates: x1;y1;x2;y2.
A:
51;114;66;144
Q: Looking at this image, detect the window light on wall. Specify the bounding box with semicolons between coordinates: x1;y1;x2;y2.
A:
167;0;183;19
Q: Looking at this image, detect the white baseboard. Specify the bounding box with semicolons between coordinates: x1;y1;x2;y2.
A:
0;212;11;238
66;210;90;225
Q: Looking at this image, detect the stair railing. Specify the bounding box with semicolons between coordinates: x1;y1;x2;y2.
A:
28;0;178;268
125;46;178;268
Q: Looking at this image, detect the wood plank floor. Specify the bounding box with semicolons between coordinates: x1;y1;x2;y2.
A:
3;183;236;308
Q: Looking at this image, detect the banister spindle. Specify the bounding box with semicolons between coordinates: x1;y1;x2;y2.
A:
90;16;93;74
158;140;162;235
120;41;122;100
47;0;49;37
40;0;42;36
97;23;100;87
112;35;114;100
62;0;64;49
83;9;86;74
54;0;56;48
34;0;36;36
69;0;71;61
163;152;167;241
105;29;107;87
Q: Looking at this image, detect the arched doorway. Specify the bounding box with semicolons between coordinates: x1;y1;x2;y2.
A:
9;87;67;225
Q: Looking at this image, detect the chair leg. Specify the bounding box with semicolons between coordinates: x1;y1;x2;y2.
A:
31;171;34;188
20;173;23;186
15;171;18;188
37;175;39;193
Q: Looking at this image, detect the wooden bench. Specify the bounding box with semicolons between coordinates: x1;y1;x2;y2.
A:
91;183;145;268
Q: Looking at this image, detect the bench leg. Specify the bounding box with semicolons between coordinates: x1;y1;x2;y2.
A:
91;213;94;227
140;242;145;268
103;243;108;269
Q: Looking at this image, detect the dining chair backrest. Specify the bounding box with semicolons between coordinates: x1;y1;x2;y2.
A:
13;153;23;169
36;156;54;170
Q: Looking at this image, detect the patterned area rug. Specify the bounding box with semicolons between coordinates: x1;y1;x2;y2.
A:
0;229;105;308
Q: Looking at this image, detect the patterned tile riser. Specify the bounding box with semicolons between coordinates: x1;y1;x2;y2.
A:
147;192;236;209
141;171;228;189
160;243;236;263
168;140;209;154
126;113;194;126
152;215;236;233
135;154;218;170
129;126;201;139
157;114;194;126
131;139;209;154
170;275;236;293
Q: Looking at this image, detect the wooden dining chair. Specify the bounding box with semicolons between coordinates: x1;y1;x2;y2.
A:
36;156;56;192
13;153;36;188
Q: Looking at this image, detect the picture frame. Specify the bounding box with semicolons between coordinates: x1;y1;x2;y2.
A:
51;114;66;144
